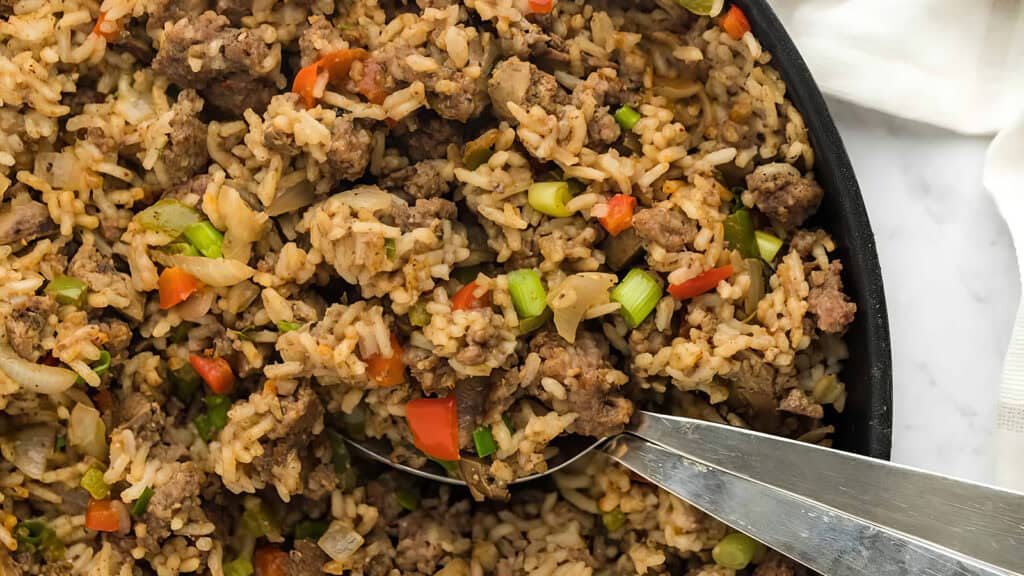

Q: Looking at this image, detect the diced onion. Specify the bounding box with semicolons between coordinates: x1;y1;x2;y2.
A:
267;182;316;216
547;273;617;343
318;521;364;562
69;403;108;460
0;344;77;395
166;255;255;287
335;187;402;213
11;425;54;480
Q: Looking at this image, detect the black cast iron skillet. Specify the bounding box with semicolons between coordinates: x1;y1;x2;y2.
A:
736;0;893;459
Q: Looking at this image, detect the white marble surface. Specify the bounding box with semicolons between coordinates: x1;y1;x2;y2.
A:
827;99;1020;484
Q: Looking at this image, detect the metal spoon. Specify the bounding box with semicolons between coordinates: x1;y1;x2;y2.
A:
349;410;1024;576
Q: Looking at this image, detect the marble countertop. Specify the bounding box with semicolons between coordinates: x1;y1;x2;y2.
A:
828;99;1019;484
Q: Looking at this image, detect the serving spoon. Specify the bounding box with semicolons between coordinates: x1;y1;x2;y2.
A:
348;410;1024;576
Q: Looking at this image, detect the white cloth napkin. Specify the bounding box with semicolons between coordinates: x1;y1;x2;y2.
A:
765;0;1024;490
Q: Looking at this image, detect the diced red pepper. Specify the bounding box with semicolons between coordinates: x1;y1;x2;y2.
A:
254;547;289;576
720;5;751;40
85;499;128;532
405;397;460;461
91;12;121;42
667;265;734;300
598;194;637;237
291;61;323;108
527;0;554;14
292;48;381;109
364;332;405;387
189;355;235;394
158;267;201;310
451;280;490;311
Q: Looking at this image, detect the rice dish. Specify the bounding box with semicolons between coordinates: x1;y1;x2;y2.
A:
0;0;857;574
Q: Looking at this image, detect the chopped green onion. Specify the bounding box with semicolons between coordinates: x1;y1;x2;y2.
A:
408;301;431;328
463;144;493;170
194;395;230;441
502;414;514;433
183;221;224;259
80;467;109;499
517;307;551;335
724;209;758;259
507;269;547;319
327;429;351;474
427;456;459;475
712;532;761;570
613;105;641;131
230;328;254;341
131;486;154;518
45;275;88;307
92;350;111;377
240;501;279;537
396;486;420;511
610;269;662;328
171;362;202;402
137;198;203;236
755;230;784;263
169;321;194;344
527;181;573;218
163;242;200;257
472;426;497;458
54;434;66;453
276;320;302;332
601;508;626;531
452;265;482;285
743;258;765;318
14;520;49;546
384;238;396;260
223;557;254;576
294;519;330;541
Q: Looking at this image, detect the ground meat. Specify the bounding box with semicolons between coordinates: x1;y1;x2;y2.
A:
487;57;569;121
395;504;468;573
399;112;463;162
632;205;698;252
572;68;637;109
148;0;210;30
64;86;106;116
68;242;139;313
326;116;372;181
0;0;14;16
807;260;857;334
485;368;521;422
374;45;486;122
201;72;279;116
4;296;54;361
530;330;633;437
745;163;824;230
160;174;211;207
778;388;824;419
627;318;670;356
252;387;325;493
163;90;209;184
214;0;251;24
405;345;456;394
753;552;808;576
284;540;329;575
298;16;345;65
381;160;453;199
116;395;167;445
391;198;457;232
789;229;828;258
0;200;58;247
152;11;278;115
98;320;133;356
365;472;404;525
587;109;621;148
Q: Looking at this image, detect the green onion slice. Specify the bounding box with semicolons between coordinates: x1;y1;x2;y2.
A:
724;209;758;259
384;237;396;260
755;230;784;263
13;520;49;546
130;486;154;518
610;269;662;328
396;486;420;511
613;105;641;131
163;242;200;257
712;532;761;570
276;320;302;332
507;269;547;319
294;519;330;541
528;181;574;218
407;301;431;328
472;426;497;458
194;395;230;441
136;198;203;236
91;350;111;377
602;508;626;531
517;307;552;335
240;501;279;537
183;221;224;259
171;363;202;402
45;275;87;307
427;456;459;476
80;467;109;499
223;557;254;576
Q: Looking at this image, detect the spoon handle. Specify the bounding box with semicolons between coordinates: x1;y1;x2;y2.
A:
604;411;1024;576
